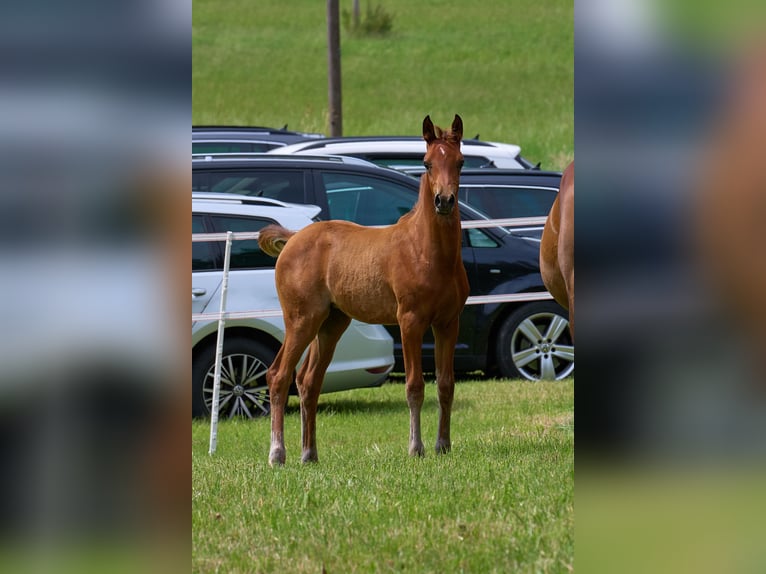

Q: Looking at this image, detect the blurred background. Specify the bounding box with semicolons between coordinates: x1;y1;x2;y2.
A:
576;0;766;572
0;1;189;572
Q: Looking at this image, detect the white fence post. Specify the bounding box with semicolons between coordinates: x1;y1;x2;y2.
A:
209;231;234;455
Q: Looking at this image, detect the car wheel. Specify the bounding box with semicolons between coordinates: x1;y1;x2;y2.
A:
495;301;574;380
192;336;276;419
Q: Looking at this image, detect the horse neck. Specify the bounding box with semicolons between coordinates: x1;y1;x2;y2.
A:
407;172;463;261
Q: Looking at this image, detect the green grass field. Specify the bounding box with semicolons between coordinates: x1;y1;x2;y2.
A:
192;0;573;170
192;379;573;573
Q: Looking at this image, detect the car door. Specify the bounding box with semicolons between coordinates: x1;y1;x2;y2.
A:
203;213;284;319
192;214;222;317
465;226;543;296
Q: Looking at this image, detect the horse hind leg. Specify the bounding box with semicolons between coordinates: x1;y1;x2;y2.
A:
267;314;325;466
296;307;351;464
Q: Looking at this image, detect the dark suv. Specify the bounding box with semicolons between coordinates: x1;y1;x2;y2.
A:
458;169;561;219
192;155;573;380
192;125;324;155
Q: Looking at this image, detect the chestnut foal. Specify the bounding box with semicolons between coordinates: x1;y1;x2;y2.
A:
258;115;469;465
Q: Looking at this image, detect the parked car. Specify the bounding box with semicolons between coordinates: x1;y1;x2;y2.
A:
459;169;560;217
192;125;324;155
192;155;574;380
192;192;395;418
457;169;562;240
268;136;537;170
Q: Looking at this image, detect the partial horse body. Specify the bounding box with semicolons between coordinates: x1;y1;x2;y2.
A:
540;160;574;338
258;115;469;465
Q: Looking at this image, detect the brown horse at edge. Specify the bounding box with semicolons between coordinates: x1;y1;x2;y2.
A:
540;160;574;339
258;115;470;465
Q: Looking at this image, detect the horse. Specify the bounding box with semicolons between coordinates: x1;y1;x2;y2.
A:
540;160;574;339
696;43;766;386
258;115;470;466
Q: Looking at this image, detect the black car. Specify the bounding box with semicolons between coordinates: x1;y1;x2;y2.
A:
458;169;561;219
192;155;573;379
192;125;324;155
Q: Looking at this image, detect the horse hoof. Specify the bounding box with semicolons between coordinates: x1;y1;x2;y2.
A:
269;449;286;467
435;441;451;454
409;443;425;457
301;450;318;464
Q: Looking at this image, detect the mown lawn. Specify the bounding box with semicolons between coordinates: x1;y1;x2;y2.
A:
192;378;573;573
192;0;573;170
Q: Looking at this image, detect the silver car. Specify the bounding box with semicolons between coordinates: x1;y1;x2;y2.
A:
192;193;394;418
268;136;536;170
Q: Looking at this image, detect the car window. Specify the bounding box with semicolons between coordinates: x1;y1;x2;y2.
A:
192;141;280;154
466;228;499;248
458;185;557;219
319;172;416;226
463;156;492;168
209;215;278;270
192;170;306;204
192;215;218;271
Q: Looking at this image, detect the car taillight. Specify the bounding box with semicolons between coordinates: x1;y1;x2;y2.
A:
365;366;391;374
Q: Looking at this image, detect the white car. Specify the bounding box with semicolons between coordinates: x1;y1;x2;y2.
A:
268;136;536;170
192;193;394;418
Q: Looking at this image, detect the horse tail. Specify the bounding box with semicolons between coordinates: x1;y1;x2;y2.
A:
258;224;295;257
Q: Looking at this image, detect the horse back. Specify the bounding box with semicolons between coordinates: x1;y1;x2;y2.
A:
274;220;401;324
540;161;574;311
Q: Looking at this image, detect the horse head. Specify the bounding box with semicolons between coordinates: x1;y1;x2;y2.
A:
422;115;464;216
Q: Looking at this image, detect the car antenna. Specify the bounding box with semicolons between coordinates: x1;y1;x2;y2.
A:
473;133;480;140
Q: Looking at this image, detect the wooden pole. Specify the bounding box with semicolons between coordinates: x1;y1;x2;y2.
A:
327;0;342;136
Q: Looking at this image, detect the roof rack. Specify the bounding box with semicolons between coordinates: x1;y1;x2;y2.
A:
284;135;499;149
191;153;379;167
192;192;296;208
192;125;325;137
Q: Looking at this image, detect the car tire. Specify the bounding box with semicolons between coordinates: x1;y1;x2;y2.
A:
495;301;574;380
192;336;276;419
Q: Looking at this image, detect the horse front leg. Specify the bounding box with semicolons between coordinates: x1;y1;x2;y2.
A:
433;319;460;454
399;314;427;457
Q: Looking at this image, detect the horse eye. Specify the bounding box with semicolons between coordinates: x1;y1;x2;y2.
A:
423;161;432;170
458;160;465;169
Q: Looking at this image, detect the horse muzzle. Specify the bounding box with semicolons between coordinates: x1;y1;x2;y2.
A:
434;192;456;215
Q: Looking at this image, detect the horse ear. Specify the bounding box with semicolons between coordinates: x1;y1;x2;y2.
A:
450;114;463;143
423;115;436;144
